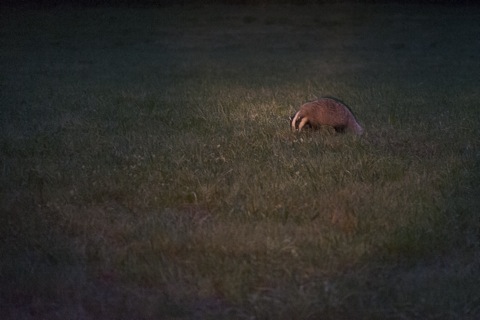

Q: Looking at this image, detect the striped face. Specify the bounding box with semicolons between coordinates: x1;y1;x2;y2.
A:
290;112;301;130
289;113;299;130
290;112;312;131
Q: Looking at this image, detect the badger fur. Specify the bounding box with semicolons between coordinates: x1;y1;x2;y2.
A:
290;97;364;135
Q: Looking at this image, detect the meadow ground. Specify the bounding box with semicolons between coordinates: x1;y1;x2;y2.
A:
1;3;480;319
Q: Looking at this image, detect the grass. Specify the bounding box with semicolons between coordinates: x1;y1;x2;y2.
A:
1;3;480;319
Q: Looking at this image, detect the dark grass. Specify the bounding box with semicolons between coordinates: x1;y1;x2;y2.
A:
1;3;480;319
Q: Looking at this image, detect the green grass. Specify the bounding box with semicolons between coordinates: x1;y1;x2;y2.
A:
1;3;480;319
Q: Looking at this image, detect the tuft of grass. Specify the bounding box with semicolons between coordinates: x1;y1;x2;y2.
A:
1;3;480;319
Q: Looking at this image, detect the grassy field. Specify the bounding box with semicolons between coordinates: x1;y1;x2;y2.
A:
1;3;480;319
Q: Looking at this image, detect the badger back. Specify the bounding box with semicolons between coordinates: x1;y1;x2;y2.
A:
309;99;352;126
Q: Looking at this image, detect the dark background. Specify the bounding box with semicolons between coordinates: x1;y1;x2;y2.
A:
2;0;478;8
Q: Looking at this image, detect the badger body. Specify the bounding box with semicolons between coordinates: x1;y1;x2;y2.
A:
290;97;364;135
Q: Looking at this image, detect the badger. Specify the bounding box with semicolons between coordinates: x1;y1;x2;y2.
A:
290;97;364;135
